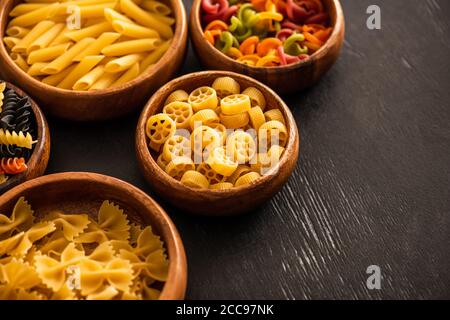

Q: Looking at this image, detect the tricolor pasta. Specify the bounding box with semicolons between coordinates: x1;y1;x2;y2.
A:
3;0;175;91
201;0;333;67
0;197;169;300
145;76;288;189
0;81;38;184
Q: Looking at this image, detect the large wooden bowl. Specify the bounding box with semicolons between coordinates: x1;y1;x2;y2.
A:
0;0;188;121
190;0;345;94
136;71;300;216
0;172;187;300
0;81;50;194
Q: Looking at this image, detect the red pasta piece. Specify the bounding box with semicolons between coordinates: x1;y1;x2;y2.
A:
202;0;221;15
0;157;27;175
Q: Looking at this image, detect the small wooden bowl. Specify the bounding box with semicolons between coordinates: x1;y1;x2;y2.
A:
136;71;300;216
0;81;50;194
0;172;187;300
0;0;188;121
189;0;345;94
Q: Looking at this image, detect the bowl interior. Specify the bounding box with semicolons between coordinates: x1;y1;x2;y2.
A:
138;71;298;194
192;0;342;70
0;0;186;96
0;172;186;299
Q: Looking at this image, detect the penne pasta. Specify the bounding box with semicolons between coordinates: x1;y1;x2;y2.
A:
49;26;70;46
141;0;172;16
57;55;105;89
73;65;105;91
8;3;59;27
105;53;144;72
42;64;77;86
90;71;122;90
65;22;113;42
3;37;20;50
78;3;118;19
42;37;95;74
9;4;48;17
10;53;29;72
140;39;171;71
12;20;55;54
6;26;30;38
27;62;49;76
112;20;159;39
27;23;65;54
111;62;140;87
27;43;71;64
103;8;134;24
73;32;121;62
120;0;173;39
102;38;162;56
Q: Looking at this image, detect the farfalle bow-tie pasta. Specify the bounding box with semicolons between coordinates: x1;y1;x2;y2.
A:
0;197;169;300
146;76;288;190
3;0;175;91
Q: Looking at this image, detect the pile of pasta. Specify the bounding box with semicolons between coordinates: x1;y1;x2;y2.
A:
0;82;36;184
146;76;288;190
4;0;174;91
0;197;169;300
202;0;333;67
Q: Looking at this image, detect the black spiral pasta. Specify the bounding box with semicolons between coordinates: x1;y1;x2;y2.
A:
0;88;35;135
0;144;30;159
0;88;19;131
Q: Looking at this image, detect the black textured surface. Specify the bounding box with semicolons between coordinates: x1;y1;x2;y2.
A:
45;0;450;299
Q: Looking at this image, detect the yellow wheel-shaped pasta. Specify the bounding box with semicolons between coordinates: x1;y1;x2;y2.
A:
235;172;261;187
189;109;219;130
227;165;252;185
209;122;227;145
264;109;286;125
209;182;234;190
165;89;189;105
149;140;162;152
248;106;266;130
162;135;191;161
156;154;169;171
206;146;238;177
163;101;193;129
226;131;256;164
188;86;218;112
191;125;221;162
197;162;227;185
258;120;288;148
180;170;209;189
219;112;249;129
242;87;266;110
146;113;176;145
165;157;195;180
212;76;240;98
220;94;251;115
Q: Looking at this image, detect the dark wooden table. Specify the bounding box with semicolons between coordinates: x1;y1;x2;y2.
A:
45;0;450;299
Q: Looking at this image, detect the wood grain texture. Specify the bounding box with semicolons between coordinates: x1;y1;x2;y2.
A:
0;0;188;121
43;0;449;299
0;172;188;300
135;71;300;216
0;82;50;194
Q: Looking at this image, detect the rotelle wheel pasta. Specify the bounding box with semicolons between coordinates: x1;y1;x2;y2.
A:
145;76;289;189
0;81;38;184
201;0;333;67
3;0;175;91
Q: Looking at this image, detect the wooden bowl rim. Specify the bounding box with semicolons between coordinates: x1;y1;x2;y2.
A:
0;81;49;192
190;0;345;71
0;0;188;97
136;70;299;197
0;171;188;300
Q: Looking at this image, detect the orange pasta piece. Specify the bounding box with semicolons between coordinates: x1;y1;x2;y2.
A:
227;47;243;59
204;30;222;45
205;20;228;32
256;38;282;57
251;0;266;11
239;36;259;55
303;32;323;46
303;41;321;52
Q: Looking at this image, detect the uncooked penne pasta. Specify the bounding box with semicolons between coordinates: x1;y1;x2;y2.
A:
78;3;118;19
103;8;134;24
3;37;20;50
57;55;104;89
73;32;121;62
140;39;171;71
111;62;140;87
27;62;48;76
12;20;55;54
112;20;160;39
42;65;77;86
10;53;29;72
42;37;95;74
27;43;71;64
90;71;122;90
120;0;173;39
73;65;105;91
8;3;59;27
105;53;144;72
49;26;70;46
102;38;162;56
6;26;30;38
65;22;112;42
141;0;172;16
27;23;65;54
9;4;48;17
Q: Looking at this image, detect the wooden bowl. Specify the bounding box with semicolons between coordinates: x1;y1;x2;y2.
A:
189;0;345;94
0;81;50;194
136;71;300;216
0;172;187;300
0;0;188;121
